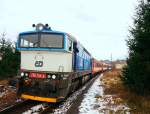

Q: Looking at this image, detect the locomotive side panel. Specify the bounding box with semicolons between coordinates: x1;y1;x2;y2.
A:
74;43;92;73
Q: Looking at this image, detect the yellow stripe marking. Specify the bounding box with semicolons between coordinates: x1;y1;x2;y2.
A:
21;94;57;103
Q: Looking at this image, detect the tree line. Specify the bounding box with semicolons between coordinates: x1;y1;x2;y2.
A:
0;33;20;78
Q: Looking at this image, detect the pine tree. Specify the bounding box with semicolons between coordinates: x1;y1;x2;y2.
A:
122;1;150;95
0;33;20;78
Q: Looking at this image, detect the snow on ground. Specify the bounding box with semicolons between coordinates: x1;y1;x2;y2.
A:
22;104;45;114
79;74;104;114
79;74;131;114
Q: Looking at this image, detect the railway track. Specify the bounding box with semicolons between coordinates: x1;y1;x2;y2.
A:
0;100;46;114
0;100;28;114
0;74;100;114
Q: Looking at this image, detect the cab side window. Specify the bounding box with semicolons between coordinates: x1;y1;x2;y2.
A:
68;39;72;51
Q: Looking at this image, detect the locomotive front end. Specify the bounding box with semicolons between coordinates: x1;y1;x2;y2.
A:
17;24;74;102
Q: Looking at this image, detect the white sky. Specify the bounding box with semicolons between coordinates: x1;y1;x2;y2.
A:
0;0;138;60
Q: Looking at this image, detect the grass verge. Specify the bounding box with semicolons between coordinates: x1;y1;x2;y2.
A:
101;69;150;113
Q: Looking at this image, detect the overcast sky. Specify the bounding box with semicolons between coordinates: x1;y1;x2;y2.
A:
0;0;138;60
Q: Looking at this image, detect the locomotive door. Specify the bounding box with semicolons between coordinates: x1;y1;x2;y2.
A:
73;41;79;71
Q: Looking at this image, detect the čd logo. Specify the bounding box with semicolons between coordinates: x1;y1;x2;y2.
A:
35;61;43;67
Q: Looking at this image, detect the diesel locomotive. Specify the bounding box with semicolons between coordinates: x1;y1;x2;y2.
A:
17;23;108;103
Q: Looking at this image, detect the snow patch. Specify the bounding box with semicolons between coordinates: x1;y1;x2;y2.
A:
79;75;103;114
22;104;44;114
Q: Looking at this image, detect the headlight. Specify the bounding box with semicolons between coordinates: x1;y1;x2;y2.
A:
36;23;44;31
38;26;43;31
47;75;51;79
25;73;28;76
21;72;24;77
52;75;56;79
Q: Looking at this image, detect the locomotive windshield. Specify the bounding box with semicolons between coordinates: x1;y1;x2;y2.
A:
19;33;64;48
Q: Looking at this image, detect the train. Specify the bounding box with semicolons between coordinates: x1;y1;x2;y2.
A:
17;23;109;103
92;58;108;75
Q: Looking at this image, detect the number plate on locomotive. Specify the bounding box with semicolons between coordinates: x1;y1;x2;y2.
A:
29;73;47;78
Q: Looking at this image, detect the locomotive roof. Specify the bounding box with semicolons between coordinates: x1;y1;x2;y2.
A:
19;30;67;35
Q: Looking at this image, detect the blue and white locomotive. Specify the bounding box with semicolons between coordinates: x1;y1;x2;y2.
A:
17;23;92;102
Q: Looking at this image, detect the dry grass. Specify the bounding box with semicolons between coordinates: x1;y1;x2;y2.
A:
0;88;17;110
101;69;150;112
0;80;8;85
101;70;123;95
0;80;18;110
